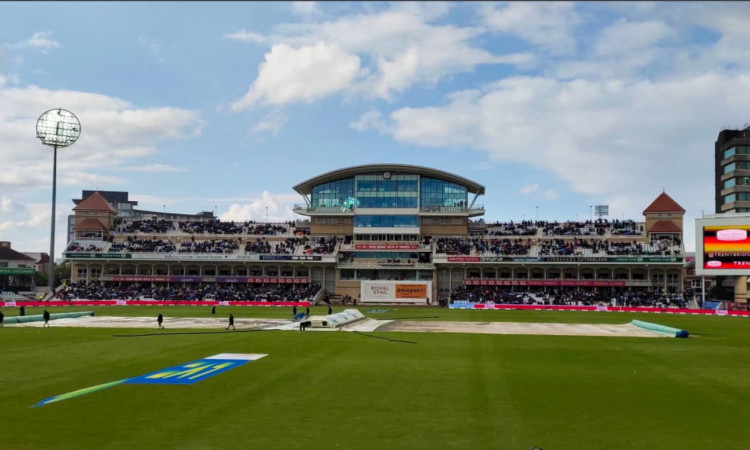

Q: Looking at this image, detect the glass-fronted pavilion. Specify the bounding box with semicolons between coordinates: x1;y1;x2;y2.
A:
293;164;485;217
292;164;486;297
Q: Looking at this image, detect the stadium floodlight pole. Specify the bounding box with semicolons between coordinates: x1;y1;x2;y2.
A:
36;109;81;295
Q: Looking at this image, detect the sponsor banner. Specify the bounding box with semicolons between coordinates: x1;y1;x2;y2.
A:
112;276;201;283
448;303;743;316
395;283;428;298
291;255;322;261
611;257;681;263
109;275;308;284
354;244;419;250
6;300;310;307
364;282;394;299
226;301;311;307
361;280;432;303
0;267;36;275
480;256;540;263
463;279;627;287
6;301;119;307
65;253;132;259
445;256;680;263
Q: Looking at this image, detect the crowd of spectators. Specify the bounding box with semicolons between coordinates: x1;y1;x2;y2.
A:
55;281;321;302
119;219;175;234
435;238;473;255
538;238;595;256
244;237;307;254
116;218;304;236
66;241;105;252
56;282;141;300
450;286;685;308
476;238;531;256
435;237;531;256
179;239;240;254
304;236;338;254
179;219;245;235
486;221;538;236
610;220;641;235
110;238;176;253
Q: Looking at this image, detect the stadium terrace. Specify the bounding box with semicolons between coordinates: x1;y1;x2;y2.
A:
57;164;686;307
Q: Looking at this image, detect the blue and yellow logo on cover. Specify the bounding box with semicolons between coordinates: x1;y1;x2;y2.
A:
33;353;267;407
125;358;242;385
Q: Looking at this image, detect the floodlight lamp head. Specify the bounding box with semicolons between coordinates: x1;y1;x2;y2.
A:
36;108;81;148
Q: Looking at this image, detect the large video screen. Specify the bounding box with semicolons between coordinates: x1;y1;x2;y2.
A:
700;224;750;271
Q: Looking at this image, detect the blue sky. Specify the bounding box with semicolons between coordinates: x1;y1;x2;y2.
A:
2;1;750;257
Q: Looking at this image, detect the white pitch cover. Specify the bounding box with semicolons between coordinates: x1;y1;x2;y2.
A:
205;353;268;361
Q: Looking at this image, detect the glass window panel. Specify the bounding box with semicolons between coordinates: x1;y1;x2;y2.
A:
358;180;376;192
398;180;418;192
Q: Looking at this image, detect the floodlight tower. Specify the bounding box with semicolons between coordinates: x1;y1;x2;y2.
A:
36;109;81;294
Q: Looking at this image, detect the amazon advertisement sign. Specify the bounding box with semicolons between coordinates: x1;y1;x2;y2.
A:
360;281;431;304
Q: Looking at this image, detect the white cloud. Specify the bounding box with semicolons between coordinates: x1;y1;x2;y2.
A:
229;4;533;106
252;109;288;136
0;195;24;214
10;31;62;51
481;2;581;55
128;194;179;210
224;29;267;45
0;83;203;256
350;111;390;133
0;201;72;258
137;36;165;62
118;164;188;173
361;72;747;234
231;42;361;109
593;19;676;57
520;183;539;195
291;1;319;17
520;183;559;199
220;191;299;222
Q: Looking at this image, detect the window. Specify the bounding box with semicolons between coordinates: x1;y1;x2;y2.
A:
311;178;355;208
354;215;419;227
354;173;419;209
725;162;736;174
420;177;468;208
724;193;736;204
725;178;736;189
725;147;736;159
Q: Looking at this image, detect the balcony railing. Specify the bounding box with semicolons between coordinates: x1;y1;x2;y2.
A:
420;205;484;213
293;204;355;214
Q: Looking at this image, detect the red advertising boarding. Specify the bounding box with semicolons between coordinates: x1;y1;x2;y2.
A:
354;244;419;250
463;279;627;287
447;256;480;262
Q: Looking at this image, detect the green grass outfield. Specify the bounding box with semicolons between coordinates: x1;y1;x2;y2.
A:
2;306;750;449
